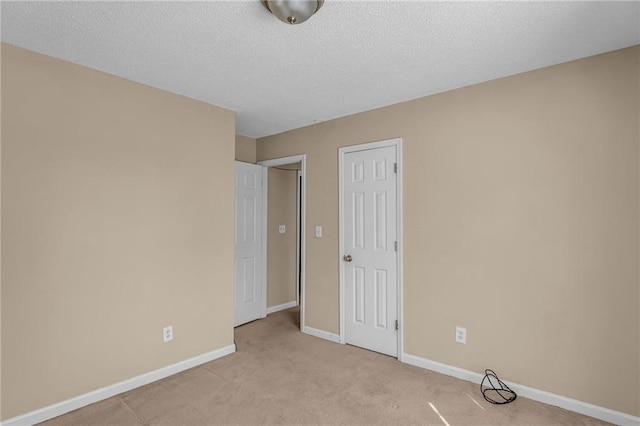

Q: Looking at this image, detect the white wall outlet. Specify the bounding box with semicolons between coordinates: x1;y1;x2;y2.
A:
455;326;466;344
163;325;173;343
278;225;286;234
315;225;322;238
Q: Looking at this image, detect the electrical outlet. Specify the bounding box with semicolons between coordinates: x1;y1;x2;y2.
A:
279;225;286;234
455;326;466;344
163;326;173;343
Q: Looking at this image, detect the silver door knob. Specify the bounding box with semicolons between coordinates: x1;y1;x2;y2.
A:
343;254;352;262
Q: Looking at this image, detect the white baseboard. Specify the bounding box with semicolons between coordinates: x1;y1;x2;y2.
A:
2;344;236;426
266;300;297;315
402;353;639;426
302;326;341;344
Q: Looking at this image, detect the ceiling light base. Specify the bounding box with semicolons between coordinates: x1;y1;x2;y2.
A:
261;0;324;25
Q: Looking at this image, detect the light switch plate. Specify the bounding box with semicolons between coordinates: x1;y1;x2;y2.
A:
315;226;323;238
163;326;173;343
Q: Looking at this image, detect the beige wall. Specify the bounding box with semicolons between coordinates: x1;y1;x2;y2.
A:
1;44;236;419
267;166;299;308
257;46;640;416
235;135;256;163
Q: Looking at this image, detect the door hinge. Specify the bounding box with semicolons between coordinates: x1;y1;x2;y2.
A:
394;241;398;251
395;320;399;330
394;163;398;173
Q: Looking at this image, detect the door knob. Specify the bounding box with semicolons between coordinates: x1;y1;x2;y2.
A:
343;254;352;262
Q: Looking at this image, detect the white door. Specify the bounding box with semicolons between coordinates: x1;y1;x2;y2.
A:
343;146;398;356
234;162;265;326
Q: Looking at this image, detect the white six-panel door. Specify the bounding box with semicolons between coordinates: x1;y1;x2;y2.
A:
343;145;398;356
234;162;265;327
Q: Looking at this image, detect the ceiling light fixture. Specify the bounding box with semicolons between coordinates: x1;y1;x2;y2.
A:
261;0;324;25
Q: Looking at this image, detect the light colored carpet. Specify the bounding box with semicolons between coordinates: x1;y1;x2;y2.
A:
42;308;608;425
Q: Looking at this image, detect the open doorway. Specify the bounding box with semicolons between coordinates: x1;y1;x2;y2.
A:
258;155;306;332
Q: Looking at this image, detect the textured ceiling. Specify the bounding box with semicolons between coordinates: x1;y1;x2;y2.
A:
2;1;639;138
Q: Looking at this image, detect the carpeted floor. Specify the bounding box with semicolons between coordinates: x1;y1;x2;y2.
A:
42;307;608;425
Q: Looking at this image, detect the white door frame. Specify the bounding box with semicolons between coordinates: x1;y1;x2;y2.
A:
296;170;303;305
338;138;403;360
258;155;307;331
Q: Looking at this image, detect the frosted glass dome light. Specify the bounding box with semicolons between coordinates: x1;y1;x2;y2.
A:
261;0;324;25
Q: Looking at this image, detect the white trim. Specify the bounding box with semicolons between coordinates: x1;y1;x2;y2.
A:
259;155;306;168
338;148;345;345
296;170;302;305
266;300;298;315
395;140;404;362
1;345;236;426
302;326;341;344
338;138;404;359
257;155;307;335
260;166;269;319
402;353;640;426
300;157;306;335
